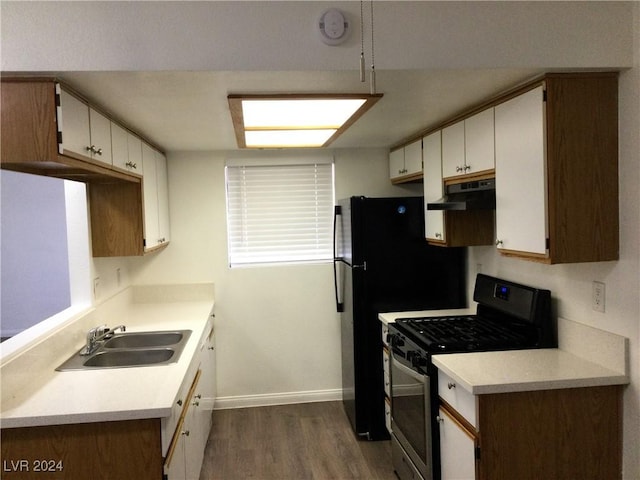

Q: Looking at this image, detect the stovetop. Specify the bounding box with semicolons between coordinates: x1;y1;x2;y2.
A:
390;274;554;354
393;315;537;353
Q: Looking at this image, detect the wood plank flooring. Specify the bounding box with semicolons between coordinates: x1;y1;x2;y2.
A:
199;401;396;480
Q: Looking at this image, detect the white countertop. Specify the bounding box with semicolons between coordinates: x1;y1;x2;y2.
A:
1;288;214;429
381;310;629;395
433;348;629;395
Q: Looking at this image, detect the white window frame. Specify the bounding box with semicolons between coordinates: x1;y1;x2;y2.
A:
225;155;335;267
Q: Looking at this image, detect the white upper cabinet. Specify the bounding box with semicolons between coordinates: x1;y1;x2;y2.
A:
494;86;548;256
404;139;423;176
142;143;170;251
389;148;405;180
442;109;495;180
112;122;143;174
423;131;445;242
464;108;495;174
88;108;112;166
58;87;111;165
442;121;465;179
389;139;423;182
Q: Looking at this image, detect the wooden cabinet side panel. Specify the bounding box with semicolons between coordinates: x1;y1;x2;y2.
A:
546;74;619;263
89;182;144;257
478;386;622;480
0;419;163;480
1;82;58;164
445;210;495;247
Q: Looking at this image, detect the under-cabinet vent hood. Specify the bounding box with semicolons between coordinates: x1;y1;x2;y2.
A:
427;178;496;211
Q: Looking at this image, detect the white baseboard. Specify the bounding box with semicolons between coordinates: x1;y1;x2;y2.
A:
213;388;342;410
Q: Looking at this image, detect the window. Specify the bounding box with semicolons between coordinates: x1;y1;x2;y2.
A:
225;158;334;267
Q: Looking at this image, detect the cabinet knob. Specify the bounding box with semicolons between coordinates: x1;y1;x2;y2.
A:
456;166;463;172
125;161;137;169
195;394;202;399
86;145;94;153
208;346;215;350
496;239;504;247
435;233;442;239
192;400;200;407
464;164;471;172
436;416;444;423
181;430;190;437
447;382;456;389
95;147;103;156
177;399;183;406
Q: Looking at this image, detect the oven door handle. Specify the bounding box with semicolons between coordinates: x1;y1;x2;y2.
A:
391;353;428;383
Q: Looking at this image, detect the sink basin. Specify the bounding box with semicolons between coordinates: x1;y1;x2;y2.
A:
103;331;184;349
56;329;192;371
82;348;175;367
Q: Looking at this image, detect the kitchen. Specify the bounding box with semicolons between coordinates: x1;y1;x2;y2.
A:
1;2;639;480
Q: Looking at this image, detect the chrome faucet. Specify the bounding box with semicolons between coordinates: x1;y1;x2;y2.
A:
80;324;126;355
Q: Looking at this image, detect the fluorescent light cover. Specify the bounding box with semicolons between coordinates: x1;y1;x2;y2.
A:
245;129;337;148
228;94;383;149
242;99;366;129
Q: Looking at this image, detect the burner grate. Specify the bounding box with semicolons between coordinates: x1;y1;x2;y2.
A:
396;316;533;352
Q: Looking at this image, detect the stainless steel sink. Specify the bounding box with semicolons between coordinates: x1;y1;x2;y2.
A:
56;329;192;371
103;331;185;349
82;348;175;367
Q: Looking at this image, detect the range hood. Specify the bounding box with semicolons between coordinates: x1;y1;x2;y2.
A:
427;178;496;211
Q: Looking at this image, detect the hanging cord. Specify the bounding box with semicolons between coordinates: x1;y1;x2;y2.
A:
369;0;376;94
359;0;365;82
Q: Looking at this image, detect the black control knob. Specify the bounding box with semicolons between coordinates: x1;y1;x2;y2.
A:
390;335;405;348
411;352;426;368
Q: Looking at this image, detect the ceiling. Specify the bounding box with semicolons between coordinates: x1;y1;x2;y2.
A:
57;68;544;153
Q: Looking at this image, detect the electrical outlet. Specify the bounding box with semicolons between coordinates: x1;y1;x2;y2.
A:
592;281;605;313
93;277;101;300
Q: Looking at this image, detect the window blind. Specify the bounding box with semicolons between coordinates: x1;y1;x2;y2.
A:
225;162;334;266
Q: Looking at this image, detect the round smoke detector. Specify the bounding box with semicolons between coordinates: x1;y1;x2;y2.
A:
318;8;350;46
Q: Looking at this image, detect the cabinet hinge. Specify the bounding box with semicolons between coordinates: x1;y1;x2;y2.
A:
57;131;63;145
542;89;548;102
475;446;481;460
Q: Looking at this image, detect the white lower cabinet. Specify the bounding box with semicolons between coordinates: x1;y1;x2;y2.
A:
438;406;476;480
164;320;216;480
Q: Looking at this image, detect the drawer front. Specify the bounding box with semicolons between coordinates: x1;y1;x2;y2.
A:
438;370;477;428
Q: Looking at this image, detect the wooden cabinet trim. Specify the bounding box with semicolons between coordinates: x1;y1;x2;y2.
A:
439;398;478;439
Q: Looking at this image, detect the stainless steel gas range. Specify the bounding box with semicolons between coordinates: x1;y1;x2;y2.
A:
387;274;555;480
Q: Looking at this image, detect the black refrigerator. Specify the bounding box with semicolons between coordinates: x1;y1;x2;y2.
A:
333;196;466;440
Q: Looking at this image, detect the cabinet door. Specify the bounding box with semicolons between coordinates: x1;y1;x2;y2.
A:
442;121;465;179
494;86;548;255
163;416;187;480
111;122;129;170
156;150;170;244
423;131;445;242
127;132;143;175
465;108;494;174
59;89;91;159
439;406;476;480
389;148;405;179
88;108;112;165
404;139;422;176
142;143;160;250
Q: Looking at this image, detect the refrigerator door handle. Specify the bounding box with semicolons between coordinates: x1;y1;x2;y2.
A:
333;205;345;312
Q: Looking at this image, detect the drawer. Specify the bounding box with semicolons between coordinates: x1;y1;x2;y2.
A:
438;370;477;428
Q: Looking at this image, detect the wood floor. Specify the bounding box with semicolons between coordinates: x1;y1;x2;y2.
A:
199;401;397;480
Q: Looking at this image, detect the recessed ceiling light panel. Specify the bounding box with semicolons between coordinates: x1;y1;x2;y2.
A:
228;94;382;149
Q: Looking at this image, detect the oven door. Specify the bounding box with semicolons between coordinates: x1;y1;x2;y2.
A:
390;351;432;480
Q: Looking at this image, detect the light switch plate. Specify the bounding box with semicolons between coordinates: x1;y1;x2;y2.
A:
592;281;605;313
